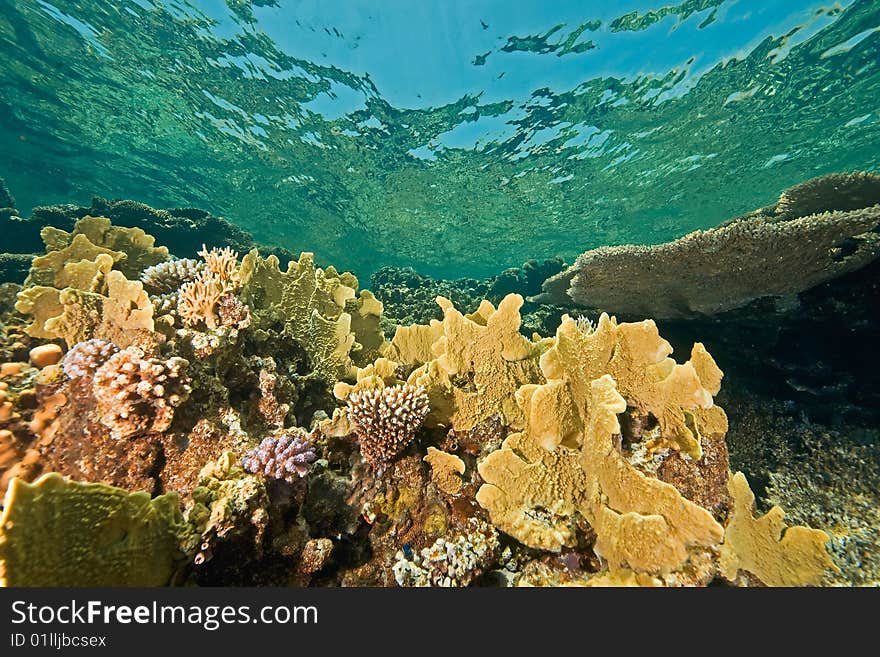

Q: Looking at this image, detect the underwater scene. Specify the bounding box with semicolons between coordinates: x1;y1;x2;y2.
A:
0;0;878;588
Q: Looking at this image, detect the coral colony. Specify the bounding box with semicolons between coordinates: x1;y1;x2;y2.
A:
0;171;877;586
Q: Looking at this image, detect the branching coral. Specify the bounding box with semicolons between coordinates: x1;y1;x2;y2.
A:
140;258;206;295
242;428;317;482
199;244;240;292
92;346;191;439
346;384;429;467
178;271;226;330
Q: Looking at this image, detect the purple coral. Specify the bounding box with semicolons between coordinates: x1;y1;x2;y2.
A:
62;339;120;381
242;429;317;482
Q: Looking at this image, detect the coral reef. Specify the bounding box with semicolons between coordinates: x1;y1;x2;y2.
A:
536;172;880;318
0;180;863;587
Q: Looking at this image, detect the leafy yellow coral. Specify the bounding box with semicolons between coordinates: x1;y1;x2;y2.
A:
536;314;724;459
477;314;725;574
0;473;187;586
424;447;465;495
383;320;444;366
347;290;386;366
40;271;155;349
408;294;543;431
46;215;169;279
719;472;836;586
239;250;361;382
26;233;124;288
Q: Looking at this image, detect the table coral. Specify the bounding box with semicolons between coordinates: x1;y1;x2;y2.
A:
536;172;880;318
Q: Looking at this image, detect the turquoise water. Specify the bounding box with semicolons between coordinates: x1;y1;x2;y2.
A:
1;0;879;278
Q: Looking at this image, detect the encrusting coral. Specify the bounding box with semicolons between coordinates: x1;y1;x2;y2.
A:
535;171;880;318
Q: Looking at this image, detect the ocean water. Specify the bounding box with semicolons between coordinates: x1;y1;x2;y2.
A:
1;0;879;278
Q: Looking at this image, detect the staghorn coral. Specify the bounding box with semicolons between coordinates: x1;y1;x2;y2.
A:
393;519;500;587
92;346;191;440
346;384;429;467
61;338;119;381
242;428;317;483
0;473;189;586
199;244;240;292
536;172;880;318
719;472;837;586
140;258;206;295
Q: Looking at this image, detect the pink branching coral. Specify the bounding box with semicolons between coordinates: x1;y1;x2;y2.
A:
242;428;317;482
346;384;430;467
92;346;191;439
62;339;120;381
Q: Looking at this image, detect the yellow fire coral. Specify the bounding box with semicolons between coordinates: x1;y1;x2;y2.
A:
41;215;169;280
407;294;544;431
238;250;379;382
475;311;833;583
719;472;836;586
0;473;187;586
